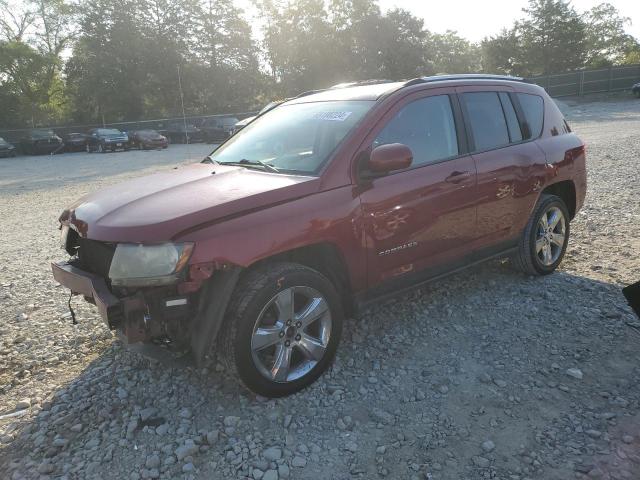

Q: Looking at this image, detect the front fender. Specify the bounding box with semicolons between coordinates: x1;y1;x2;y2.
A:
178;186;367;293
190;266;242;366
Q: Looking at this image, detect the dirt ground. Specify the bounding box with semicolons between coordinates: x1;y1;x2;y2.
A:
1;97;639;480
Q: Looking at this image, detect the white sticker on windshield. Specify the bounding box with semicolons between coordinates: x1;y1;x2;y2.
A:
313;111;352;122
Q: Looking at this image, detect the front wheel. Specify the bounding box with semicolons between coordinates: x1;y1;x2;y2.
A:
217;262;343;397
513;194;570;275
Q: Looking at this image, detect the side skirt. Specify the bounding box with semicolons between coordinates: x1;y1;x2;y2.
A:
354;241;518;313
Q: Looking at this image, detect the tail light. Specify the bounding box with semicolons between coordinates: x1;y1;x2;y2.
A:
564;145;585;163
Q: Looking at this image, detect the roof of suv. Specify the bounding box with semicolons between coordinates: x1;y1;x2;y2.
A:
286;74;526;104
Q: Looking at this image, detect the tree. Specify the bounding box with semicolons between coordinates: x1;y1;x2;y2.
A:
519;0;586;75
0;1;34;42
376;8;431;79
583;3;636;67
0;40;58;127
428;30;480;74
481;28;524;75
257;0;343;94
191;0;263;112
481;0;587;76
65;0;148;122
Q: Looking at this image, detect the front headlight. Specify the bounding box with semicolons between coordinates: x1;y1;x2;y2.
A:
108;242;194;287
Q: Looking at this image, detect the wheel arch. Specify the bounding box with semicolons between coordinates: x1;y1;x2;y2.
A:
540;180;577;219
248;242;354;317
190;242;354;367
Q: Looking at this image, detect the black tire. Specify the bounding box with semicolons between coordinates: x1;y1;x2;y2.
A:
217;262;343;397
513;194;570;276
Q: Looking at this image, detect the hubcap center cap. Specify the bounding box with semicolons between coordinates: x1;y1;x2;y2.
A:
285;326;296;338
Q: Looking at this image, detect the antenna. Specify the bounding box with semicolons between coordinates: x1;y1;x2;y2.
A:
177;64;194;161
177;65;188;144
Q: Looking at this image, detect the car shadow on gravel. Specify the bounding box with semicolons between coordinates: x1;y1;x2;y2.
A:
2;260;639;480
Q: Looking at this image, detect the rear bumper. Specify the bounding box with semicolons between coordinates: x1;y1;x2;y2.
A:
51;261;123;328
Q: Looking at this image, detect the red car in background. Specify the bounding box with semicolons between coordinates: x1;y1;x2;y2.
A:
129;129;168;150
52;75;586;397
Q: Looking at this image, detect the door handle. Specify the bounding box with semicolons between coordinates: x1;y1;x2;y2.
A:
445;171;471;184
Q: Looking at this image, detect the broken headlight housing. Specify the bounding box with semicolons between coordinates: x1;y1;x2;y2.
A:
108;242;194;287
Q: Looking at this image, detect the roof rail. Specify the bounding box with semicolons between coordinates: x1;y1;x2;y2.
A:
329;79;395;89
405;74;524;86
295;79;397;98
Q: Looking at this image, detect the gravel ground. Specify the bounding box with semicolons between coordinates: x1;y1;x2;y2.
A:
1;99;640;480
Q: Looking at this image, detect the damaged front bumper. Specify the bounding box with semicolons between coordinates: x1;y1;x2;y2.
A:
51;260;193;346
52;260;123;327
51;259;243;366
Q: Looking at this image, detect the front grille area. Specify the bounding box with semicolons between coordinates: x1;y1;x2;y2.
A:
77;238;116;278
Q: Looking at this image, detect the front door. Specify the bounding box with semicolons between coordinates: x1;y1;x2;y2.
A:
357;91;478;288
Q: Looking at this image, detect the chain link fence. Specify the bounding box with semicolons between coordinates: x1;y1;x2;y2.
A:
527;64;640;97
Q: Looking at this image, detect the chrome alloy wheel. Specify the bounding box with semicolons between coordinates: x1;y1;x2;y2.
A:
535;206;566;266
250;286;332;383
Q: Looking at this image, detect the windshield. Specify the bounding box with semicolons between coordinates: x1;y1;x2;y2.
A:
31;130;55;138
209;100;374;174
97;129;122;136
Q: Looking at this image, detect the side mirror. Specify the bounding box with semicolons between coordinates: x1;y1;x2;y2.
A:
365;143;413;177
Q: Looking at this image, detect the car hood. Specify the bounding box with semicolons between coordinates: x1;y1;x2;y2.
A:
65;163;319;242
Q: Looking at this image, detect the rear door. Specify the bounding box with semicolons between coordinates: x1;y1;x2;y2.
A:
457;87;547;247
357;89;478;288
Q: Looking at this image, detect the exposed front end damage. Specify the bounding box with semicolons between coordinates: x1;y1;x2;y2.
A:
52;218;241;364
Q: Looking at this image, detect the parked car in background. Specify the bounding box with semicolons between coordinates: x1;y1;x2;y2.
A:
129;129;169;150
160;123;203;144
231;116;254;135
198;116;239;143
19;129;63;155
52;75;586;397
86;128;130;153
232;101;285;135
633;82;640;98
63;133;90;152
0;137;17;157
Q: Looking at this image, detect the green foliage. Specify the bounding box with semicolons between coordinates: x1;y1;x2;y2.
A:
481;0;639;76
584;2;635;67
1;0;639;128
427;31;480;74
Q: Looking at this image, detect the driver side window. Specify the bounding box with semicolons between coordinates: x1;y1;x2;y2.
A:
374;95;459;167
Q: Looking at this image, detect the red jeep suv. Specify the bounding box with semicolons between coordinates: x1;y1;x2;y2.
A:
53;75;587;397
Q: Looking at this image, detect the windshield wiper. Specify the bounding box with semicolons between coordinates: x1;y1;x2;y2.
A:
219;159;279;173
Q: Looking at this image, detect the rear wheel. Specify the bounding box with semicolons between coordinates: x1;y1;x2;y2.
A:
217;262;343;397
513;194;570;275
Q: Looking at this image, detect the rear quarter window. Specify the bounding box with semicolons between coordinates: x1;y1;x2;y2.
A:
516;93;544;139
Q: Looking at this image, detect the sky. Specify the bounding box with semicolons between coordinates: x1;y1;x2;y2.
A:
377;0;640;41
240;0;640;42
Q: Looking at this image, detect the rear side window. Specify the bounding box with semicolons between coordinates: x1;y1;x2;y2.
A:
517;93;544;139
462;92;510;151
498;92;522;143
374;95;459;167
